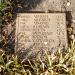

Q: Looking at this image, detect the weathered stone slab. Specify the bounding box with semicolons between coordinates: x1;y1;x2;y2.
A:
15;13;68;59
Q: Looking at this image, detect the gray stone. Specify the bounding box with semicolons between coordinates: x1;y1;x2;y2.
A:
31;0;63;11
18;0;74;12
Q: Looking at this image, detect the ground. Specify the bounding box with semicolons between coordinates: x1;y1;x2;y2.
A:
0;0;75;58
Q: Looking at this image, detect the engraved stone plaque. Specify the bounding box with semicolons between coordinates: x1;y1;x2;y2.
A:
15;13;67;55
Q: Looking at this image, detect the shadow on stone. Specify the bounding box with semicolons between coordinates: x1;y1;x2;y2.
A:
13;0;42;13
65;11;72;45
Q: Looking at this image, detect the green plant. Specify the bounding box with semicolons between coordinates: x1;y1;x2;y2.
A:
0;42;75;75
0;0;15;26
0;49;27;75
21;41;75;75
0;0;16;52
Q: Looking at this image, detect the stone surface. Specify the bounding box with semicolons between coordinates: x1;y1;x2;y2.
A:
15;13;68;60
17;0;75;12
18;0;72;12
17;0;75;36
31;0;63;11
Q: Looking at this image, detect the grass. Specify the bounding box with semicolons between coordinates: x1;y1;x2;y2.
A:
0;41;75;75
0;0;75;75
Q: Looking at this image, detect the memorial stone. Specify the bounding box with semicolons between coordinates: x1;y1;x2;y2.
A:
15;13;68;60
